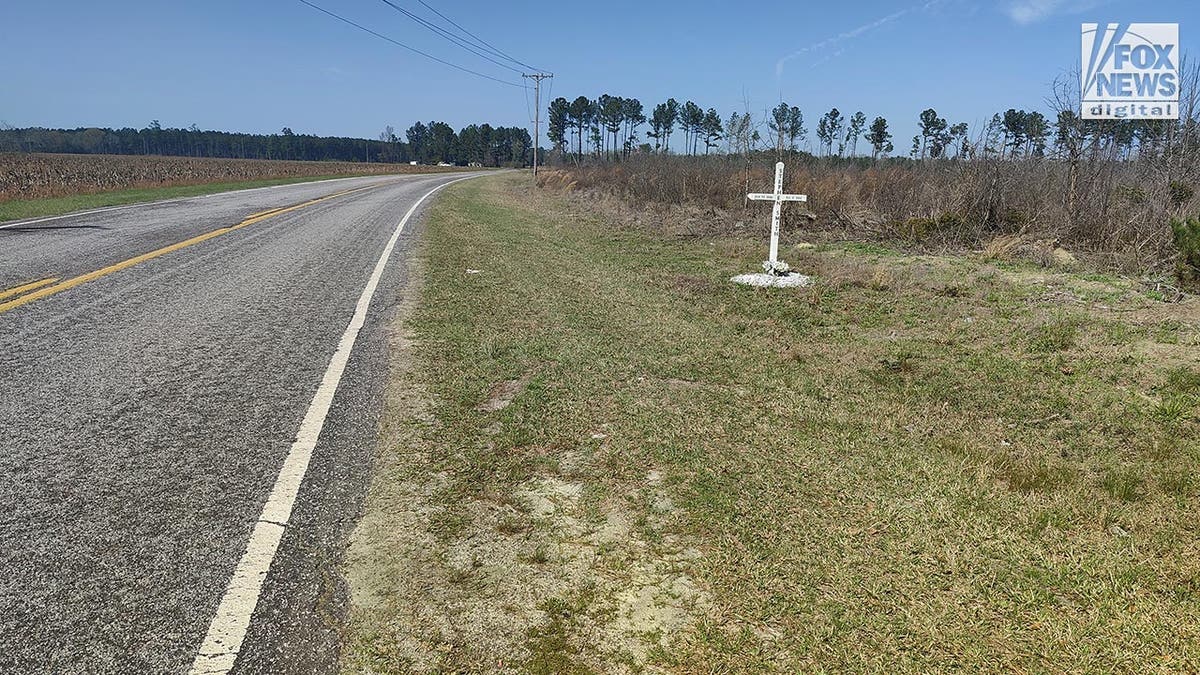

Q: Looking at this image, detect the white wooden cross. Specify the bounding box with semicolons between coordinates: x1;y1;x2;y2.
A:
748;162;807;265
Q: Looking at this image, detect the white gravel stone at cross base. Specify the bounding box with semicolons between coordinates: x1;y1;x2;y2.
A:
730;272;813;288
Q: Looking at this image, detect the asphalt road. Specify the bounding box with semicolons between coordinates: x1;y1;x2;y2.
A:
0;172;481;673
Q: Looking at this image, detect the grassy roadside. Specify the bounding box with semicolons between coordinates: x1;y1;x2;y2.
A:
343;173;1200;672
0;172;430;222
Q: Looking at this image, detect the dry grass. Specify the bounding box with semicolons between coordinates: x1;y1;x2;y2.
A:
980;234;1024;262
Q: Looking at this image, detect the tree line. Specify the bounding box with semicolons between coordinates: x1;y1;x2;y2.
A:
545;94;921;161
545;93;1183;164
0;120;532;167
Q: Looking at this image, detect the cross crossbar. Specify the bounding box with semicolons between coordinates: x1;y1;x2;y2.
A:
748;193;807;202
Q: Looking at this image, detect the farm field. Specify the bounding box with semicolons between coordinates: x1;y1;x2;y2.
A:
0;152;466;222
342;172;1199;672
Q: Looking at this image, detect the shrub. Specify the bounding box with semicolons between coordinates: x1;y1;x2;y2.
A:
1169;215;1200;285
898;217;937;240
1168;180;1195;206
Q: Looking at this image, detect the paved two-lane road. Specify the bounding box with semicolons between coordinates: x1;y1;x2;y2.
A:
0;172;483;673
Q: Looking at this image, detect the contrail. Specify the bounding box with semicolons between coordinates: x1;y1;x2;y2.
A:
774;1;941;79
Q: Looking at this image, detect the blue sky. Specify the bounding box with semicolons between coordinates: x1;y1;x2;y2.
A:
2;0;1197;148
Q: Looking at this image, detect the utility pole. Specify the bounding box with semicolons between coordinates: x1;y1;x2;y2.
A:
523;72;552;180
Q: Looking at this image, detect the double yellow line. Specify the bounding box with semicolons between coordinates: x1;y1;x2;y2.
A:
0;184;377;316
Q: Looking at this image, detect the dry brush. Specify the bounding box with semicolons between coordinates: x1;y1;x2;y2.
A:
541;154;1198;278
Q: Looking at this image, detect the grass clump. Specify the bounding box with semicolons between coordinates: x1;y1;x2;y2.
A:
1029;316;1080;353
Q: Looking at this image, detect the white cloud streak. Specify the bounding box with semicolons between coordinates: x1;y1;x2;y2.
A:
1006;0;1065;23
774;1;942;79
1004;0;1109;25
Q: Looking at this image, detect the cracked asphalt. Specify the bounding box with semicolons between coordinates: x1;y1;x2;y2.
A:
0;172;480;673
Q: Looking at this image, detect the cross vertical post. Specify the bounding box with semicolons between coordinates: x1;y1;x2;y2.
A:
769;162;784;264
746;161;807;267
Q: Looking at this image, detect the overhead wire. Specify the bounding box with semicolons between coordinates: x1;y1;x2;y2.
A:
410;0;545;73
375;0;525;75
374;1;552;138
523;79;534;124
296;0;522;88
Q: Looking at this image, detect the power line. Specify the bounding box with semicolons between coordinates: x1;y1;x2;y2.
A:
411;0;544;73
296;0;522;88
523;79;533;124
375;0;524;75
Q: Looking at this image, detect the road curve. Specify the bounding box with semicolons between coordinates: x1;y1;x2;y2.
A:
0;172;483;673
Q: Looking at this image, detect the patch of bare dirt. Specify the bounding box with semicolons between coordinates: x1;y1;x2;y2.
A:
342;282;710;672
512;471;711;670
476;371;535;412
342;297;570;671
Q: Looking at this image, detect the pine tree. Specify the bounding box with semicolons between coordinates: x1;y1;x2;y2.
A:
817;108;843;156
845;111;867;157
866;116;892;159
702;108;723;155
681;101;704;155
547;97;570;155
568;96;593;161
917;108;948;159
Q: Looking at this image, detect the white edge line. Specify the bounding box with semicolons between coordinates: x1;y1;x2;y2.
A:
188;173;479;674
0;172;455;230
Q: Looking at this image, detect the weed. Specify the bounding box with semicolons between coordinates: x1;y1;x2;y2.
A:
1157;466;1194;497
840;241;898;257
1150;320;1183;344
496;514;530;535
1154;395;1194;424
524;598;589;674
521;544;552;565
1101;466;1147;502
879;349;916;374
992;453;1072;493
869;266;896;291
1029;317;1079;353
1165;367;1200;396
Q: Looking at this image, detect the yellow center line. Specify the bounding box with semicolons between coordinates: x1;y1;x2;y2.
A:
0;277;60;301
0;184;379;316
